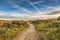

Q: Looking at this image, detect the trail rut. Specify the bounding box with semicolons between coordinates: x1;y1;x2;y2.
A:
15;23;38;40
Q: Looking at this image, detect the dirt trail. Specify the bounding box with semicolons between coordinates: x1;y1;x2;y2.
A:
15;23;38;40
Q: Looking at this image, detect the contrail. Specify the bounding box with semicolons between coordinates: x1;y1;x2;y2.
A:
28;0;43;14
32;1;44;4
32;0;59;11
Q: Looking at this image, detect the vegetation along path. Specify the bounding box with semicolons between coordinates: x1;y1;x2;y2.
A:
15;23;38;40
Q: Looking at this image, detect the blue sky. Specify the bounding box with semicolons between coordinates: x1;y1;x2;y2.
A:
0;0;60;16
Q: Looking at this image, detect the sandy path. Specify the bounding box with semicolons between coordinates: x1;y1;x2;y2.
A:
15;23;38;40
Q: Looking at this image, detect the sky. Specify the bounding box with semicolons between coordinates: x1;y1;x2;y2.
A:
0;0;60;20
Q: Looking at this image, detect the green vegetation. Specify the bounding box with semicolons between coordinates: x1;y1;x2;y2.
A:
0;21;29;40
32;16;60;40
0;16;60;40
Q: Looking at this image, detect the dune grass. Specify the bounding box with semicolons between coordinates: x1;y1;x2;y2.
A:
0;21;29;40
31;16;60;40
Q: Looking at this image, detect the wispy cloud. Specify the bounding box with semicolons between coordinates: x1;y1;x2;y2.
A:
28;0;43;14
27;0;60;14
29;13;60;20
43;6;60;13
7;0;32;14
32;1;44;4
31;0;60;13
40;5;60;13
0;0;60;20
50;0;59;2
0;12;30;20
0;11;27;17
31;0;59;10
0;10;60;20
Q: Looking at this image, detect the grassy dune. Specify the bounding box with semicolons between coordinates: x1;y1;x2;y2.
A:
31;16;60;40
0;16;60;40
0;20;29;40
